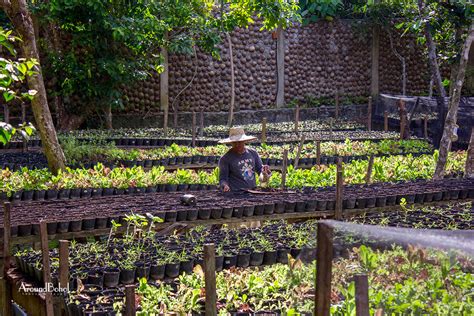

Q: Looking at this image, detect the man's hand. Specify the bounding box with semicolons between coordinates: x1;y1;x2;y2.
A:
262;165;271;175
260;165;272;183
222;184;231;192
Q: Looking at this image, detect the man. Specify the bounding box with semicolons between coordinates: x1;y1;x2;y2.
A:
218;127;271;192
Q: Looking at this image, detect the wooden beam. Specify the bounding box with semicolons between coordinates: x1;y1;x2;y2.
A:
294;105;300;135
1;202;12;316
199;110;204;137
261;117;267;144
59;240;69;289
125;284;136;316
365;155;374;184
354;274;370;316
335;158;344;220
315;222;334;316
294;136;306;169
204;244;217;316
384;111;388;132
335;90;340;120
316;141;321;165
281;149;289;190
39;221;54;316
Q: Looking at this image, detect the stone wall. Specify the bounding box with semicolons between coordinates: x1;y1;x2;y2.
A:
120;19;445;115
379;31;430;95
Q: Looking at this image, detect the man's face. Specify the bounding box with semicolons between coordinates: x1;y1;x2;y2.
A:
231;141;246;153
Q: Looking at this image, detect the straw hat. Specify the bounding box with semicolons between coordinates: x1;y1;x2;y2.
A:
218;127;257;144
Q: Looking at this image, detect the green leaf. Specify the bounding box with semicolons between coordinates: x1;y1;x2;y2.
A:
3;91;15;102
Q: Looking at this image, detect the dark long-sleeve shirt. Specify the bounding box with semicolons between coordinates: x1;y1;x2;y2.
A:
218;148;263;191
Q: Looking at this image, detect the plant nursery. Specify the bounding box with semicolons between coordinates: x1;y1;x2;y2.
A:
0;1;473;316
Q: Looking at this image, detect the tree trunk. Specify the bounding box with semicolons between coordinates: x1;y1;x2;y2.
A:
465;127;474;178
449;28;463;97
56;103;86;131
161;32;169;136
104;104;113;129
418;0;448;152
2;0;66;174
388;31;406;95
227;32;235;127
434;22;474;179
276;26;285;108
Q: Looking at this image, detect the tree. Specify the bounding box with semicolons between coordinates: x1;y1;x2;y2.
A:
151;0;220;134
220;0;300;124
32;0;168;130
434;21;473;179
0;27;36;146
1;0;66;174
359;0;473;178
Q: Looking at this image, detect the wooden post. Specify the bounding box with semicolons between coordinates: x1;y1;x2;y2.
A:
384;111;388;132
39;221;54;316
125;284;136;316
365;155;374;184
3;104;9;123
1;202;13;316
335;158;344;220
261;117;267;144
294;105;300;135
316;141;321;165
281;149;288;190
399;99;406;140
335;90;340;120
465;127;474;178
367;97;372;131
423;115;429;139
329;118;334;133
199;110;204;137
192;111;197;147
354;274;370;316
3;203;11;267
294;136;306;169
315;222;334;316
204;244;217;316
59;240;69;289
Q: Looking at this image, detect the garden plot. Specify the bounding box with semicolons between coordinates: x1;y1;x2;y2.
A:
0;151;467;202
1;178;473;237
349;201;473;230
0;139;433;170
12;213;473;315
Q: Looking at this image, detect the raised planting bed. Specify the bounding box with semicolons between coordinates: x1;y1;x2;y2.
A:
14;245;472;315
0;139;434;171
0;151;467;201
14;221;317;288
202;119;366;137
1;178;473;238
0;130;415;151
348;201;473;230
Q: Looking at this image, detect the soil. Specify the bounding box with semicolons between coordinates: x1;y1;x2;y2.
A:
1;178;473;231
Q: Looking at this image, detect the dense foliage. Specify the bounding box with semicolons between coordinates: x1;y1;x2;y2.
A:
0;26;36;145
0;151;466;194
